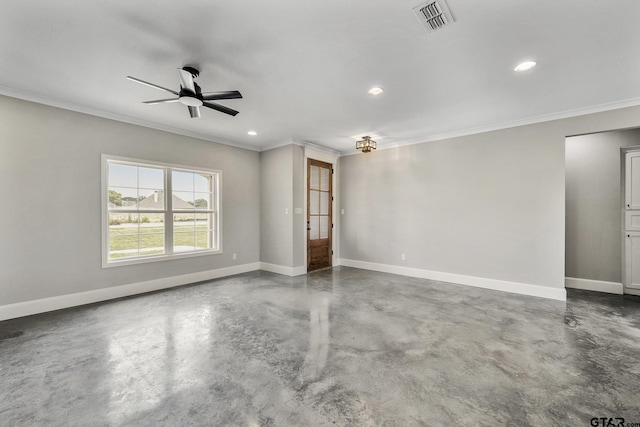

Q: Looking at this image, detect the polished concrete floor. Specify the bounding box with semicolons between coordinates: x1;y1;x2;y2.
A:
1;267;639;426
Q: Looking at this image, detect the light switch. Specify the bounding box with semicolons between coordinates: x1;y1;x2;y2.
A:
285;208;289;214
341;209;345;215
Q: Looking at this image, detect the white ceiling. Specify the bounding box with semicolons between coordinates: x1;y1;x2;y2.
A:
2;0;640;154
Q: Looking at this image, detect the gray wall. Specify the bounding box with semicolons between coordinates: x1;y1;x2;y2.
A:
340;106;640;291
260;145;294;267
0;95;260;305
260;144;306;270
4;92;640;305
565;129;640;283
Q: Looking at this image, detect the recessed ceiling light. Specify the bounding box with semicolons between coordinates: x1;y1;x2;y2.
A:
514;61;536;72
247;131;257;136
368;87;384;95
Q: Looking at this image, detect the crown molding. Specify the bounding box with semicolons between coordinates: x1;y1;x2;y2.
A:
0;85;261;152
4;84;640;157
294;139;342;156
340;96;640;156
260;139;300;152
260;138;342;156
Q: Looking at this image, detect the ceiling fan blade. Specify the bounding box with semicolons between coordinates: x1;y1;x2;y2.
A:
201;91;243;101
177;68;196;93
126;76;178;95
142;98;180;105
203;101;239;116
188;106;201;118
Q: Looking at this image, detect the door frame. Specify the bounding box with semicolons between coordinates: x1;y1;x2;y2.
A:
302;144;340;272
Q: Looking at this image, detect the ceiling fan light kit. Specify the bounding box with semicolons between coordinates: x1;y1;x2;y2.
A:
127;67;242;118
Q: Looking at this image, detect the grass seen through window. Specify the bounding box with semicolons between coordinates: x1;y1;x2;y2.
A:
109;222;210;258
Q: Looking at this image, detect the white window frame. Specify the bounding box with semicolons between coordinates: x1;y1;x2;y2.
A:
101;154;222;268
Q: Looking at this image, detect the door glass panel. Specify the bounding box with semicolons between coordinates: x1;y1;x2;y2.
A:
309;216;319;240
320;216;329;239
320;192;329;215
320;167;329;191
310;166;319;190
310;190;320;215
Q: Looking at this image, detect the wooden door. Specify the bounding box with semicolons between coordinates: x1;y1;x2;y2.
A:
307;159;332;271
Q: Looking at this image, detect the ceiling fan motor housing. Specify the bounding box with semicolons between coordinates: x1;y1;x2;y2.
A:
179;69;203;106
182;66;200;79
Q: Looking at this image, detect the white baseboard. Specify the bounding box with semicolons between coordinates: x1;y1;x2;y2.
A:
565;277;624;295
338;258;566;301
1;259;570;321
260;262;306;277
0;262;261;321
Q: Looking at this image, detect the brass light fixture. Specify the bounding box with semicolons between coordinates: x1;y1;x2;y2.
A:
356;136;377;153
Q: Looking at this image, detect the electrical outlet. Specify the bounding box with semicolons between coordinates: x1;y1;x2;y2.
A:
233;253;237;260
285;208;289;214
341;209;345;215
401;254;406;261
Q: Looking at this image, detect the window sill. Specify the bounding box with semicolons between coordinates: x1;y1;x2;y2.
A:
102;248;223;268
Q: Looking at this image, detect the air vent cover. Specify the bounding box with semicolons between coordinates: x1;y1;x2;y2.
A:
413;0;455;32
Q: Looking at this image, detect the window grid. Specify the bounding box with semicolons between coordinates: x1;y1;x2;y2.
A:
103;156;221;266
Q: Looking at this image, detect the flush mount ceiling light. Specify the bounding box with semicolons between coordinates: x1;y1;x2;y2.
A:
368;87;384;95
247;130;257;136
514;61;537;72
356;136;377;153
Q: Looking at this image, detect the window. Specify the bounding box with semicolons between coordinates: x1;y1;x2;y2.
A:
102;155;221;267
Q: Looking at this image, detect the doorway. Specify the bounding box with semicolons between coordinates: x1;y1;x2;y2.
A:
307;159;332;271
565;128;640;295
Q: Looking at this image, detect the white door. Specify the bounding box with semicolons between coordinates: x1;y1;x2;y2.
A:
625;232;640;291
624;150;640;295
625;151;640;209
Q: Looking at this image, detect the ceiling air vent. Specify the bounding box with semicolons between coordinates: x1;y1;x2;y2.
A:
413;0;455;33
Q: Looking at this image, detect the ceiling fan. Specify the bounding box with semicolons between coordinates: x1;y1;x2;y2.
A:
126;66;242;118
